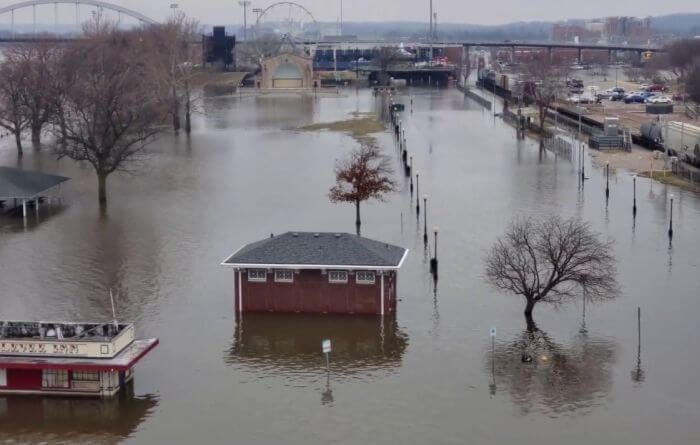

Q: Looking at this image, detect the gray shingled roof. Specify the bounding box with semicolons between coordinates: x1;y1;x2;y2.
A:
224;232;407;268
0;167;69;199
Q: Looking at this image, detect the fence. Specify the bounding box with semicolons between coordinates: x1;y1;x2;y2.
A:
543;136;575;162
671;159;700;185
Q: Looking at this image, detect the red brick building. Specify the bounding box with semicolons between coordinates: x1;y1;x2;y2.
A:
222;232;408;315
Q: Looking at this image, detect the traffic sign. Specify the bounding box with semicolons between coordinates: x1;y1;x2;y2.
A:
322;339;331;353
489;327;497;337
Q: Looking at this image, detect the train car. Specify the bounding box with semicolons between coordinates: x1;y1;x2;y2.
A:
662;121;700;167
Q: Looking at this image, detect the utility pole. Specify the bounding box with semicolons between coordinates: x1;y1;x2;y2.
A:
429;0;433;62
239;1;251;41
339;0;343;36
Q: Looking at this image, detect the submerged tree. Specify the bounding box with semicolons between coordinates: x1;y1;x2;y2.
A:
0;58;29;156
329;144;396;236
484;216;618;326
54;20;167;206
523;57;561;134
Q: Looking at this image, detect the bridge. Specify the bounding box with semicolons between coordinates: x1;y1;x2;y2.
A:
0;0;157;36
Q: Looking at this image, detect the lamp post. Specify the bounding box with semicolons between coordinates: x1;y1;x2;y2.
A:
430;226;439;274
605;161;610;200
416;171;420;214
423;194;428;243
668;194;674;239
409;157;414;194
238;1;251;41
633;174;637;216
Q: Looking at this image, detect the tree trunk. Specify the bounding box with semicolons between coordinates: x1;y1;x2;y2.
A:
14;130;23;157
31;122;42;147
172;86;181;133
355;200;361;236
97;171;108;206
184;80;192;135
524;299;537;332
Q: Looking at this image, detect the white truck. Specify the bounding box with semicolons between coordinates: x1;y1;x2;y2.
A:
662;121;700;167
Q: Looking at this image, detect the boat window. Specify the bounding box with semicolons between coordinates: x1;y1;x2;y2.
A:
73;370;100;382
42;369;69;388
356;271;376;284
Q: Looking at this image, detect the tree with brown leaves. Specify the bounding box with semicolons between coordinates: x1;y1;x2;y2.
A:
329;144;396;236
54;21;168;206
485;216;618;326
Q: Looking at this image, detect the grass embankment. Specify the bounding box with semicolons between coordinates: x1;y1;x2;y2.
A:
639;171;700;193
297;113;385;145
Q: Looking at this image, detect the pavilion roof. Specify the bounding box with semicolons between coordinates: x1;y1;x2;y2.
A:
0;166;69;200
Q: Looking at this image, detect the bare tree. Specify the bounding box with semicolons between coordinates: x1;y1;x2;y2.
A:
484;216;618;326
0;57;29;156
373;46;401;85
667;38;700;80
8;41;60;147
688;64;700;104
523;57;561;135
147;12;201;134
54;21;168;206
329;144;396;236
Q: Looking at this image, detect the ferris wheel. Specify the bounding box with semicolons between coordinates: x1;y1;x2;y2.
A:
253;2;319;57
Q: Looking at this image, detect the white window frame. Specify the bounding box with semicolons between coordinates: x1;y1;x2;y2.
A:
248;269;267;282
328;270;348;283
72;370;100;382
0;369;6;387
355;271;376;284
274;269;294;283
42;369;69;388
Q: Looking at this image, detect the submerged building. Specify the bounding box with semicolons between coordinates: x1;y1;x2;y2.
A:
0;321;158;397
222;232;408;315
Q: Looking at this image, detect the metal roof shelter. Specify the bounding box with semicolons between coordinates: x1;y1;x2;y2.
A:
222;232;408;270
0;166;68;218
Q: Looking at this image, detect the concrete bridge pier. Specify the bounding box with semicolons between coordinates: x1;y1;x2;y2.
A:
548;47;553;64
577;47;582;64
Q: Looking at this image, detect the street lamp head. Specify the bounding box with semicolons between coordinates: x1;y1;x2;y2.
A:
423;194;427;200
670;194;674;200
433;226;439;234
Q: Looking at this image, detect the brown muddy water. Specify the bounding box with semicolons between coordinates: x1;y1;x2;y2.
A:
1;88;699;444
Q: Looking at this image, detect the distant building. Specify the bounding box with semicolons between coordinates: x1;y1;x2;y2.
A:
202;26;236;70
551;24;601;43
604;17;651;43
258;53;316;89
221;232;408;315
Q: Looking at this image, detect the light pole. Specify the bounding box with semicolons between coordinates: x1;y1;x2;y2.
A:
430;226;439;274
423;194;428;243
605;161;610;201
633;175;637;216
239;1;251;41
416;171;420;214
668;194;674;239
409;157;414;194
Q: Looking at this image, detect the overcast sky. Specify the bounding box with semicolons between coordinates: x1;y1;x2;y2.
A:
2;0;698;25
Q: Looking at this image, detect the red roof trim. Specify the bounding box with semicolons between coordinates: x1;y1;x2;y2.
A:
0;338;159;372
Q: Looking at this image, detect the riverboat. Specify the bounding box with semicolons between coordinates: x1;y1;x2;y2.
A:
0;321;158;397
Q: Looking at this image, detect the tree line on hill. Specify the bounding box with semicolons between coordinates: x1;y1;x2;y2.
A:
0;12;200;206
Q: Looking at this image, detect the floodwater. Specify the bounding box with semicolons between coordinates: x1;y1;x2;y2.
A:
1;87;700;444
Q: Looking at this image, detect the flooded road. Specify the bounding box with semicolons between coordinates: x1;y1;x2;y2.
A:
1;87;700;444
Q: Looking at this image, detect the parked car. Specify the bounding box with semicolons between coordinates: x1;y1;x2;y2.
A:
647;95;673;104
610;91;626;101
646;84;667;92
624;93;646;104
567;78;584;88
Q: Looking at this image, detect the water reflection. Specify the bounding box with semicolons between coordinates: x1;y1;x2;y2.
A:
0;383;157;444
225;314;408;383
487;322;617;417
